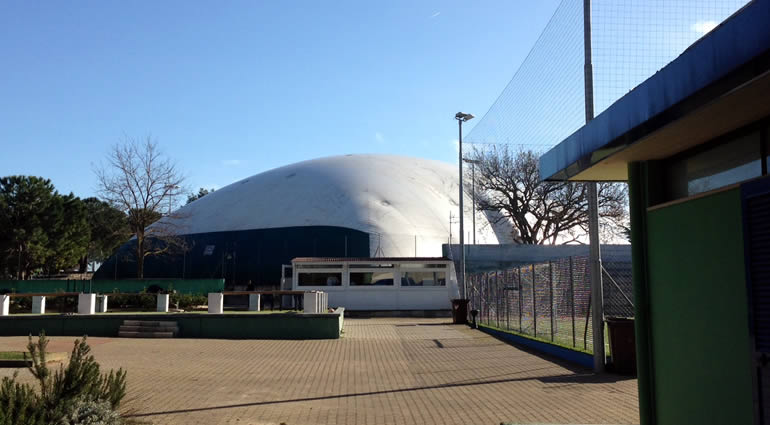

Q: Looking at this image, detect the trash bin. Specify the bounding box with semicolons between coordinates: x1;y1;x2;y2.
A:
606;317;637;375
451;299;470;324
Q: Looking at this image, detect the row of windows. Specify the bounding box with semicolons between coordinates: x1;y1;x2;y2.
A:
296;271;447;287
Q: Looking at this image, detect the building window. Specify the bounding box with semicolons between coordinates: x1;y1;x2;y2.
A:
668;130;763;198
350;272;394;286
401;271;447;287
349;263;393;269
399;263;446;269
297;272;342;286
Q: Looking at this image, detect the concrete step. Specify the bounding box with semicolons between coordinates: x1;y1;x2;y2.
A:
117;331;175;338
122;320;177;327
119;325;178;333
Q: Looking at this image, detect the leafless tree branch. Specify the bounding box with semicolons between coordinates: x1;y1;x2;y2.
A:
94;135;187;278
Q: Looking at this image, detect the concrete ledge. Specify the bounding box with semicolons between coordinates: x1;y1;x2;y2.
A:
0;312;344;340
478;324;593;369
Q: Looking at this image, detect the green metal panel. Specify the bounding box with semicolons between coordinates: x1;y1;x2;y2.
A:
0;280;91;293
0;279;224;295
647;188;754;425
91;279;224;295
628;162;654;425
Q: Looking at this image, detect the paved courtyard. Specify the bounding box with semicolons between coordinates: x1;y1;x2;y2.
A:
0;318;639;425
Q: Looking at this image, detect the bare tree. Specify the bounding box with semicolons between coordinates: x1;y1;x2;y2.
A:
94;136;186;278
468;146;628;244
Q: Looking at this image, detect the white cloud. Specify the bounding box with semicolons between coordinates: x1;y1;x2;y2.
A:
221;159;243;166
429;11;441;19
691;20;718;35
375;132;385;143
451;139;459;154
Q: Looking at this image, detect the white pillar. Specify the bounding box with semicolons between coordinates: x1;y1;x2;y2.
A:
96;295;108;313
1;295;9;316
248;294;261;311
32;296;46;314
156;294;170;312
208;293;223;314
304;291;320;313
78;293;96;315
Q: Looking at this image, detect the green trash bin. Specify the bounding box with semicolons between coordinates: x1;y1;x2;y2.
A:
606;317;637;375
451;299;469;324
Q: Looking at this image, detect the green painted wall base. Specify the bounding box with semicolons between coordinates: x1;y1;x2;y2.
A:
0;311;343;340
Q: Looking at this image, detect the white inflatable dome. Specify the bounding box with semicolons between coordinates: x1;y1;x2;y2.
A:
172;154;514;257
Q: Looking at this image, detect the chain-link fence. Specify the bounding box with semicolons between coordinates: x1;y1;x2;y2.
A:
467;255;633;353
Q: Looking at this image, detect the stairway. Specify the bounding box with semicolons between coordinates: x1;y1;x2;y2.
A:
118;320;179;338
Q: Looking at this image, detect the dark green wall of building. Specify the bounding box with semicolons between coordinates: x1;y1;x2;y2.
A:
646;188;754;424
94;226;370;287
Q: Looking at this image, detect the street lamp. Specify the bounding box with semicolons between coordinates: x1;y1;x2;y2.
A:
462;157;481;245
455;112;474;299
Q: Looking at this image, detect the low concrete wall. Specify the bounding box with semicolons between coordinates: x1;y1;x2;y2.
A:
0;312;343;340
478;324;593;369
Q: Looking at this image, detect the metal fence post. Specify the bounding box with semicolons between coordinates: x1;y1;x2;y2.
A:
496;271;501;327
550;261;555;342
506;270;510;330
518;266;523;333
532;264;537;338
487;273;491;326
570;256;576;348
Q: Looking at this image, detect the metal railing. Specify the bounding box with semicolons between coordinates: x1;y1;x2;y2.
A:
467;255;633;353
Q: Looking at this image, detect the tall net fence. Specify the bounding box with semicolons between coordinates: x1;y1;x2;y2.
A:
465;0;751;152
467;255;633;353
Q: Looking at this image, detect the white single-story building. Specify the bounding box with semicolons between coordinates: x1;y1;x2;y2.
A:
291;257;460;311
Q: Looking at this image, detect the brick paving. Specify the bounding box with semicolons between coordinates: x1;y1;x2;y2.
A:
0;318;639;425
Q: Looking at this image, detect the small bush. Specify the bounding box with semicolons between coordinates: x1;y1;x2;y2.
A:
0;374;45;425
170;293;207;309
0;332;128;425
59;398;123;425
108;293;155;310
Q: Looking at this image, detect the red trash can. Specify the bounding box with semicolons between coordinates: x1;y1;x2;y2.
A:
451;299;470;324
606;317;637;375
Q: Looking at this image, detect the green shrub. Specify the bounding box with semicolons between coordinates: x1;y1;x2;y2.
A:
170;293;207;309
0;374;45;425
108;293;155;310
0;332;128;425
59;398;123;425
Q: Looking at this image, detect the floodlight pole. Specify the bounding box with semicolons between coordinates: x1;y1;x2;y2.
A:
584;0;605;373
455;112;475;300
458;117;466;299
463;158;481;245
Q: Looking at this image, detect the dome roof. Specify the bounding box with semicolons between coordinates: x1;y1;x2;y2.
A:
169;154;513;257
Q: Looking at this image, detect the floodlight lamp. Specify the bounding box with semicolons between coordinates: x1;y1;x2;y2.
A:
455;112;475;122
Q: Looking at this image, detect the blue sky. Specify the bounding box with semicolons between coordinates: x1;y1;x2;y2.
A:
0;0;560;198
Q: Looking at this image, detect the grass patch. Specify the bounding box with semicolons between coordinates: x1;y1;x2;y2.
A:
0;351;27;360
0;350;68;365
